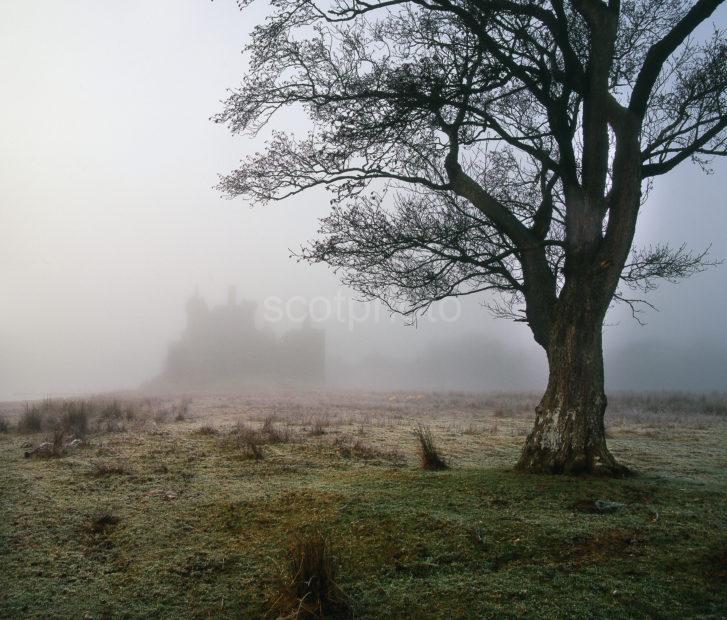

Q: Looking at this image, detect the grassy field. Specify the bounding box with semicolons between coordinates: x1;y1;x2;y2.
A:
1;391;726;619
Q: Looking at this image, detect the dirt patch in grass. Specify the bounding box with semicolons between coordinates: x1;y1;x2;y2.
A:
85;512;120;535
561;529;644;566
702;546;727;583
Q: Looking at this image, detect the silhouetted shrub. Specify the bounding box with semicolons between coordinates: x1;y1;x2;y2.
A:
0;417;9;433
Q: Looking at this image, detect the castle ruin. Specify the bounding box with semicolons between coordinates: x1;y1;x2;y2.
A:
149;288;325;391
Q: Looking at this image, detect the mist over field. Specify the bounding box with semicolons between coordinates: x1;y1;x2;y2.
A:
1;0;726;400
4;2;727;618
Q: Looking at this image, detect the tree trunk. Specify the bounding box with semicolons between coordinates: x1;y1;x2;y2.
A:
516;298;629;476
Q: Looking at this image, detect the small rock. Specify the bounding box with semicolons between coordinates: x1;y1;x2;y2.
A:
146;488;177;500
64;438;83;450
572;498;627;514
593;500;625;513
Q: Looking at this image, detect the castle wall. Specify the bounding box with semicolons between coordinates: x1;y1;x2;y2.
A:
155;293;325;390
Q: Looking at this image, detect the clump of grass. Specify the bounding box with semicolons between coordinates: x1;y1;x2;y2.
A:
245;440;265;461
274;532;349;619
17;398;144;436
18;403;44;433
493;405;514;418
50;429;67;456
415;425;448;470
262;416;290;444
194;425;218;436
95;400;127;433
154;407;172;423
85;511;120;534
334;437;403;464
57;401;89;437
336;438;377;460
308;418;328;437
91;462;129;477
224;423;265;460
175;398;192;421
608;391;727;425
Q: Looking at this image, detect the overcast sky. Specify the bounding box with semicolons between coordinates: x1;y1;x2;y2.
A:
1;0;725;399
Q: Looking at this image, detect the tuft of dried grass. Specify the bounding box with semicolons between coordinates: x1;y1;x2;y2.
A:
90;462;129;477
273;532;349;619
224;423;265;460
262;416;290;444
17;398;144;436
244;439;265;461
334;437;403;464
85;512;120;534
95;401;127;433
194;425;218;436
174;398;192;421
493;405;515;419
308;418;328;437
415;425;448;470
51;428;67;457
18;403;44;433
154;407;172;424
57;402;89;437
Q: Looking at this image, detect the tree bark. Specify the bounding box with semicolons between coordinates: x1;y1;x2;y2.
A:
516;295;629;476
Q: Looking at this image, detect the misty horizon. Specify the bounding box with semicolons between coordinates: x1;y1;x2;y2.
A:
2;1;726;400
2;286;724;400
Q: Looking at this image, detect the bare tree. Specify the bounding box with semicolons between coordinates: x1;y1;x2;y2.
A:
216;0;726;474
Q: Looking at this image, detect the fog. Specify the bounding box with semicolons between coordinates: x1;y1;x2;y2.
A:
1;1;726;401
